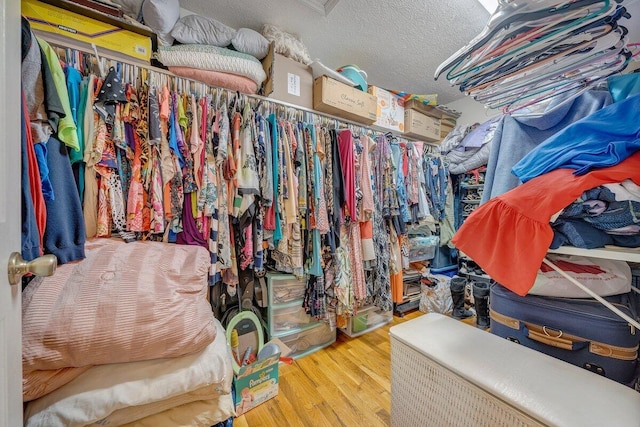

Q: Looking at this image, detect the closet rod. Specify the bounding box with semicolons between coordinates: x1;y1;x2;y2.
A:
34;30;441;146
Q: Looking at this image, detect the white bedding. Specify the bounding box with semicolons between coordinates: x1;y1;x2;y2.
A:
120;394;236;427
24;318;233;427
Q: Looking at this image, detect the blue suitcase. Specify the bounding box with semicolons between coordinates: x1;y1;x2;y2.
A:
490;284;640;386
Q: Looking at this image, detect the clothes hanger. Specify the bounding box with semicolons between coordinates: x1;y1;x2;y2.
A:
456;16;623;89
435;0;614;79
474;41;629;106
445;0;615;81
460;23;620;92
493;50;629;113
467;28;626;99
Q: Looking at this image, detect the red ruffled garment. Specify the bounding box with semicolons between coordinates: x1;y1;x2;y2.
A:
452;152;640;296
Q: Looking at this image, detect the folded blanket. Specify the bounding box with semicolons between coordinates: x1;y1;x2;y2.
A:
23;238;215;374
156;44;267;85
24;319;232;427
169;66;259;94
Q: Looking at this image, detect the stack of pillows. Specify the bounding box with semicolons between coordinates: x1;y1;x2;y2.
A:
110;0;313;94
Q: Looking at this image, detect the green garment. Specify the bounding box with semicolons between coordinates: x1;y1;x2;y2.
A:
36;37;79;151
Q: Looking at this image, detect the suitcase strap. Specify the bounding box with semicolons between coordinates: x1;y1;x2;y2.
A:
490;309;639;361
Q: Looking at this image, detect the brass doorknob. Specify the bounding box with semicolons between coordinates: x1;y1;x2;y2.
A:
7;252;57;286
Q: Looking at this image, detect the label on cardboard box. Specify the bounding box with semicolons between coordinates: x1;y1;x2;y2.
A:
22;0;152;62
287;73;301;96
313;76;377;124
234;353;280;416
368;86;405;132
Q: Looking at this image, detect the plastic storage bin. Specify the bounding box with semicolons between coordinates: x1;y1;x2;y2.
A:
269;301;317;335
339;304;393;338
279;321;336;359
268;274;307;305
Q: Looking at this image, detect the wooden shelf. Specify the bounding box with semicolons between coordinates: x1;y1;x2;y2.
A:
547;245;640;263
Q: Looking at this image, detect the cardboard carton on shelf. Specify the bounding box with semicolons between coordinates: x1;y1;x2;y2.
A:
22;0;154;62
368;85;405;133
260;43;314;109
313;75;377;124
404;109;441;142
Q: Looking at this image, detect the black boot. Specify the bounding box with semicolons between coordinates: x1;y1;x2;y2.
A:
450;276;473;319
473;282;490;329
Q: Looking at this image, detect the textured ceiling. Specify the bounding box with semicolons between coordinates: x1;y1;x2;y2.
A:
178;0;640;106
178;0;492;105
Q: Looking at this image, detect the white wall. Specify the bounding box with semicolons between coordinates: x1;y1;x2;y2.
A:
445;96;499;126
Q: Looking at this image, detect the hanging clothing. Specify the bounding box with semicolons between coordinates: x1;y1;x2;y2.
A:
21;94;45;261
337;129;357;221
36;37;79;151
43;136;86;264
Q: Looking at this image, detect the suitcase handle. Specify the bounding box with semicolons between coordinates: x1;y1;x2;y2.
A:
526;324;587;351
491;309;639;360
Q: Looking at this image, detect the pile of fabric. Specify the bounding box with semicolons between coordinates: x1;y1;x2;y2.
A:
453;87;640;297
22;239;234;427
440;117;498;175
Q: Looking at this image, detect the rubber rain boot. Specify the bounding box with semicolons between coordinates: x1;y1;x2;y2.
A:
473;281;491;330
450;276;473;320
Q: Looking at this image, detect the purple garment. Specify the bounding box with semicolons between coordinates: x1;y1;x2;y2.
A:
460;117;499;150
176;193;207;248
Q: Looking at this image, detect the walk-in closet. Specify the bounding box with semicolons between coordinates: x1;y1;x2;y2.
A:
3;0;640;426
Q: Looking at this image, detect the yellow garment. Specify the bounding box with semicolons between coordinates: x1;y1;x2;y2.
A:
36;37;80;151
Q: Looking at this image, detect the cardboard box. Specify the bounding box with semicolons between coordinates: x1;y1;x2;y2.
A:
260;44;313;109
22;0;154;62
404;109;441;142
367;85;405;132
233;353;280;416
313;76;377;124
404;100;444;119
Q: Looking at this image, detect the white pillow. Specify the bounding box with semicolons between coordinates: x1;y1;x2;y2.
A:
24;319;234;427
171;14;237;47
142;0;180;46
232;28;270;60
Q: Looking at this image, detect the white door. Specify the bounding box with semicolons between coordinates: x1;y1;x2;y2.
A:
0;0;24;425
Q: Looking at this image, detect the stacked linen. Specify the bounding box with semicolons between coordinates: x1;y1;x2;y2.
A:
156;45;267;95
24;320;234;427
22;238;235;426
156;14;270;94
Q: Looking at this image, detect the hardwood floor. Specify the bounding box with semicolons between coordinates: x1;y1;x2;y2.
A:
234;310;424;427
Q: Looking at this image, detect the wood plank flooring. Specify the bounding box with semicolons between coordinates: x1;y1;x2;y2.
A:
234;310;424;427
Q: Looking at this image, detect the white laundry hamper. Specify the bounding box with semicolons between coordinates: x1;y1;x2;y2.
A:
390;313;640;427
